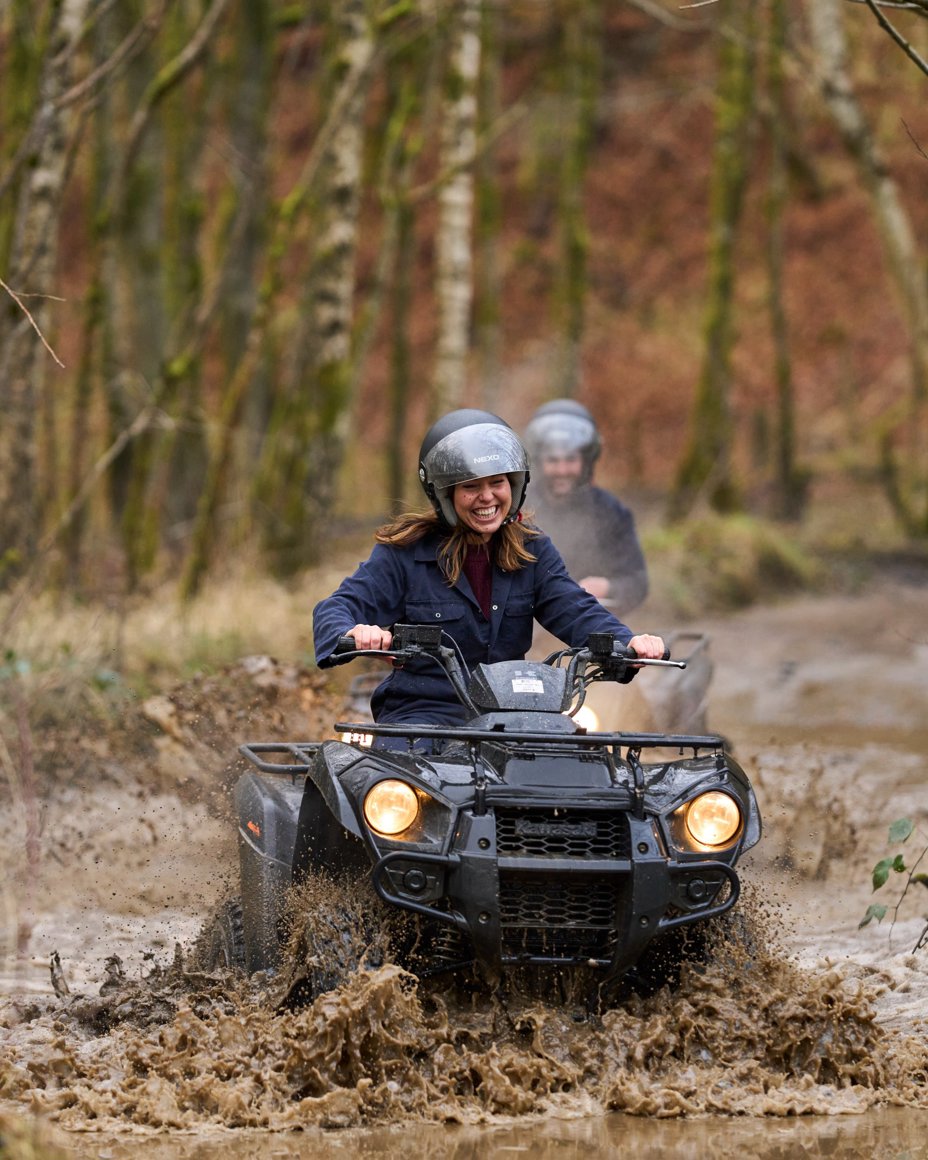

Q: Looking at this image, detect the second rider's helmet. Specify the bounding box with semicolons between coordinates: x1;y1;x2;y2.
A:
523;398;601;486
418;409;530;528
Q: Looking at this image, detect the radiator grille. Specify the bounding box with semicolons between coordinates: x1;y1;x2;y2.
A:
498;875;626;960
496;807;630;859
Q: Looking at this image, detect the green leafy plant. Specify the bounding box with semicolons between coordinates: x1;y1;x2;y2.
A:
859;817;928;952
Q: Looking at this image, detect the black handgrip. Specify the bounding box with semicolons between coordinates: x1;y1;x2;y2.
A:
621;644;672;662
334;635;358;655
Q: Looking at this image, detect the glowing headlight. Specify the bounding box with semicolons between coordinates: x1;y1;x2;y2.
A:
685;791;741;848
363;779;420;836
571;705;601;731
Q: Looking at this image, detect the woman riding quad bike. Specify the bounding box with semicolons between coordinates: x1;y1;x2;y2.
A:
199;412;760;1005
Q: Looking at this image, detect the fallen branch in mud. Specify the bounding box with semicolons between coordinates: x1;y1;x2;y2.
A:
49;950;71;998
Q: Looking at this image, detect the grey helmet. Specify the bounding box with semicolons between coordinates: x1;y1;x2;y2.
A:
418;409;530;527
523;398;601;486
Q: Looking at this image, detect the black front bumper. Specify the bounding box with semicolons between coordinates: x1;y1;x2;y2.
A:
370;801;740;984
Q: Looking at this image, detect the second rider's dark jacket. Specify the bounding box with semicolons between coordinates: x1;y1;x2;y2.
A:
313;529;637;726
528;485;648;617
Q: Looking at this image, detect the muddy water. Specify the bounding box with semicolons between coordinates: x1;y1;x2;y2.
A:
3;580;928;1157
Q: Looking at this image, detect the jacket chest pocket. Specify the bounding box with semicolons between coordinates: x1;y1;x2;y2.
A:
405;600;466;627
505;594;535;621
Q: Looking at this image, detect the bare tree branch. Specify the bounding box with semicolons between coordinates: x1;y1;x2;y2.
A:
864;0;928;74
848;0;928;15
0;280;66;368
904;118;928;158
110;0;233;213
0;6;164;206
626;0;710;29
56;6;164;109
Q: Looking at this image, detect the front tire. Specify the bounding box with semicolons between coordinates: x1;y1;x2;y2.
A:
276;873;393;1008
197;898;247;972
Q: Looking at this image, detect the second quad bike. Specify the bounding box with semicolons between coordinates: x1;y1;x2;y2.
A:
203;625;761;1004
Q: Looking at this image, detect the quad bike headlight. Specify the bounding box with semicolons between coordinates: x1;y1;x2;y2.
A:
571;704;600;732
684;791;742;848
363;778;420;836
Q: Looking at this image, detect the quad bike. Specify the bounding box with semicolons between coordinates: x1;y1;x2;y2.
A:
203;624;760;1004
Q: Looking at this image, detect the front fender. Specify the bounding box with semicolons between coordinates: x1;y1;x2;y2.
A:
307;739;370;840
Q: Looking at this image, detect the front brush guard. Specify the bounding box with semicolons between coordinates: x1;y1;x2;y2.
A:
371;849;741;974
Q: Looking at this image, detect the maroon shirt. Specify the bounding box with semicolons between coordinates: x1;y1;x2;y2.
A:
463;544;492;618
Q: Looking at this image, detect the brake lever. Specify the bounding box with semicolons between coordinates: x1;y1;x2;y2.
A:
622;645;687;670
330;636;405;667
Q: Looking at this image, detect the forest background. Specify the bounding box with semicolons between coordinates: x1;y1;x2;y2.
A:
1;0;928;685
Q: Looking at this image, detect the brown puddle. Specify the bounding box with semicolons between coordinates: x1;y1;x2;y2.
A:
3;580;928;1157
2;894;928;1150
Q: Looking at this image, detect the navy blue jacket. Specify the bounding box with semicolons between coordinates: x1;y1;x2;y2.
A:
313;530;637;726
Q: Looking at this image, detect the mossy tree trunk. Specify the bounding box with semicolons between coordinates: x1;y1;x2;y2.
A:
154;1;213;545
223;0;274;528
0;0;92;585
107;2;167;587
765;0;807;521
668;0;758;522
109;0;232;589
551;0;601;399
0;0;47;272
182;2;377;598
252;0;373;574
378;37;432;515
806;0;928;537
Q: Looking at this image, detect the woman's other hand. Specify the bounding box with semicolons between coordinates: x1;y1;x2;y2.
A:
348;624;394;651
628;633;665;660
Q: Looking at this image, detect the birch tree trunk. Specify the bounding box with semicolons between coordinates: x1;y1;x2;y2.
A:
0;0;91;582
433;0;481;413
806;0;928;535
475;0;503;409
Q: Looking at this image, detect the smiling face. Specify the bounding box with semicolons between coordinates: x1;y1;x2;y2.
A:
452;474;512;539
540;451;584;498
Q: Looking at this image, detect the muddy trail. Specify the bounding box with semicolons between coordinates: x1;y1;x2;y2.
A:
2;572;928;1157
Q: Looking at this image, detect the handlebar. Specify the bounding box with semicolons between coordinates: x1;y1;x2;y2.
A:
330;626;685;670
328;625;684;720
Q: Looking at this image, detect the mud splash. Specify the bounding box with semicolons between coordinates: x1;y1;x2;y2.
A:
3;578;928;1155
2;896;927;1138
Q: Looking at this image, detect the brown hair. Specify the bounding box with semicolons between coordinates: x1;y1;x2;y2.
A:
375;507;538;585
